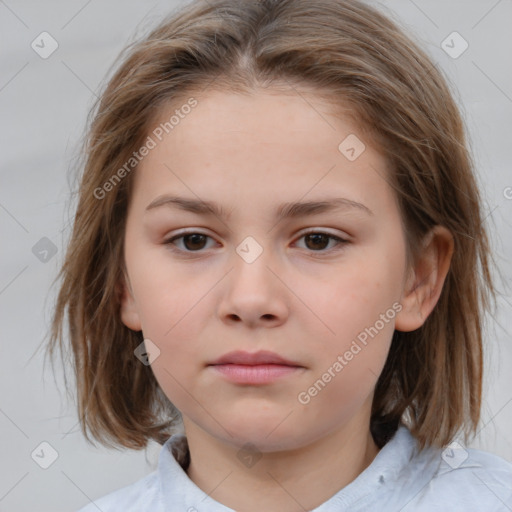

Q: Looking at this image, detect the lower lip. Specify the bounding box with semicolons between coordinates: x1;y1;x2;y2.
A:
209;364;302;384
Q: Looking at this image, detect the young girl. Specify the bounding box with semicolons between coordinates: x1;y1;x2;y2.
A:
48;0;512;510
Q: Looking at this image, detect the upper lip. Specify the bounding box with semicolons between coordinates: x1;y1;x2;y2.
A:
209;350;302;367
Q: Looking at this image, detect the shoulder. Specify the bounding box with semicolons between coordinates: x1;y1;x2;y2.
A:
74;434;191;512
411;443;512;511
374;427;512;512
75;471;160;512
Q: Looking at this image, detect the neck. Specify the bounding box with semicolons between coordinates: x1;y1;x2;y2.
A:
184;415;380;512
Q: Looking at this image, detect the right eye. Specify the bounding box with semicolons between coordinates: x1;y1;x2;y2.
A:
164;232;217;253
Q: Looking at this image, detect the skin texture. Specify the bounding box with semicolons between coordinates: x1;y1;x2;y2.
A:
119;88;454;512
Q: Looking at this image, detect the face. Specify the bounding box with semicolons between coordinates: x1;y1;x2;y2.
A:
120;88;414;452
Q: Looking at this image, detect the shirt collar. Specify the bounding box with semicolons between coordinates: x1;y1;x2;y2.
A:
157;425;439;511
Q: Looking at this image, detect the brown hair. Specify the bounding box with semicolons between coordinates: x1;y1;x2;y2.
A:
46;0;498;451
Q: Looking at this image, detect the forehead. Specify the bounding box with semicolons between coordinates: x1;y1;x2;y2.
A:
133;88;394;214
157;88;362;160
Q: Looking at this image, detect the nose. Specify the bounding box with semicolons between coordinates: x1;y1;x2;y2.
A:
216;243;289;329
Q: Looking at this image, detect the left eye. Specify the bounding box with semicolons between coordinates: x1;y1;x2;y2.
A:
295;231;347;252
164;231;348;254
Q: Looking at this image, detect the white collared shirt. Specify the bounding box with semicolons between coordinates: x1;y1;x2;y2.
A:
76;425;512;511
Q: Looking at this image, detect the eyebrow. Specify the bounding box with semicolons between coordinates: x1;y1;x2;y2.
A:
145;195;373;220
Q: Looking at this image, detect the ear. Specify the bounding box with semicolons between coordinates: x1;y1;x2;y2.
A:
117;272;142;332
395;225;454;332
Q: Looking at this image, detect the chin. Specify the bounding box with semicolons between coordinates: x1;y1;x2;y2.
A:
213;415;310;452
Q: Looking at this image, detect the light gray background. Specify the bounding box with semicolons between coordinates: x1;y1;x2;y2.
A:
1;1;511;511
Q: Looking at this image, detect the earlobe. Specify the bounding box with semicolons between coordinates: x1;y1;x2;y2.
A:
395;225;454;333
117;274;142;332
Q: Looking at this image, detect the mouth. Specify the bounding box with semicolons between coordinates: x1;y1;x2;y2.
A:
207;350;305;385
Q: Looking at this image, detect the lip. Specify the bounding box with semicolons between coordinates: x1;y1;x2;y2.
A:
209;350;302;367
208;350;304;385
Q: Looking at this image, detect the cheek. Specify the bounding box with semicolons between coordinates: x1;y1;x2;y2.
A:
296;277;397;417
297;253;402;398
130;257;219;379
136;284;210;413
127;243;206;337
136;282;207;353
305;261;401;343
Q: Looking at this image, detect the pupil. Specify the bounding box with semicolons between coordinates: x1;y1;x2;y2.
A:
306;233;328;250
185;234;206;250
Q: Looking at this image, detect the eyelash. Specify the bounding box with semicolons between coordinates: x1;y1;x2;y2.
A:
163;230;349;256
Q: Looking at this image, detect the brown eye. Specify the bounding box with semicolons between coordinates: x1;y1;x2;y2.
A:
304;233;331;251
295;231;348;253
181;234;208;251
165;232;214;252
